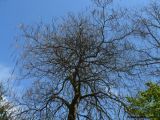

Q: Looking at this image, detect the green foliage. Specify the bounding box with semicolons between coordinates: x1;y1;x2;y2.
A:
127;82;160;119
0;107;8;120
0;85;9;120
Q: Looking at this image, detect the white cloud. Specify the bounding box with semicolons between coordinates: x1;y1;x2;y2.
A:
0;64;28;97
0;64;11;82
0;64;17;93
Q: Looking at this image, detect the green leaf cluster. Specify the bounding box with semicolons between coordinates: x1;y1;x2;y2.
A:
127;82;160;120
0;85;9;120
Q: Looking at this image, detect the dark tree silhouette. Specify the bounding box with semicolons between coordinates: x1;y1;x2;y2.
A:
15;0;141;120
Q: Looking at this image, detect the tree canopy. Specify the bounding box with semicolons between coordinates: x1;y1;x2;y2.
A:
15;0;138;119
11;0;160;120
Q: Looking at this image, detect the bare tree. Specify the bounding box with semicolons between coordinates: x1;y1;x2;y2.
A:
131;1;160;78
119;1;160;118
15;0;140;120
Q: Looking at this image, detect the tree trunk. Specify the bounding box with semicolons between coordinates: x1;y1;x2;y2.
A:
67;103;77;120
68;70;81;120
67;91;80;120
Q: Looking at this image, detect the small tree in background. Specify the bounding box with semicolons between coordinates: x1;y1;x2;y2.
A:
0;84;10;120
127;82;160;119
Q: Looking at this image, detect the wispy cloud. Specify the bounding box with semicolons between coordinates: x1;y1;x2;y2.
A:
0;64;11;82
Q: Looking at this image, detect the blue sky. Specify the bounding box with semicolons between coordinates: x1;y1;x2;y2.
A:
0;0;90;65
0;0;150;88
